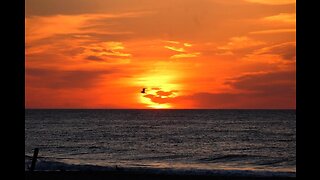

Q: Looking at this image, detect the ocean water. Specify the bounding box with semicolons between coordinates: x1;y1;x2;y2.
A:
25;109;296;176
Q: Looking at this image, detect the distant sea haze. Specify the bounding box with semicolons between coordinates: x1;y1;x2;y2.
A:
25;109;296;177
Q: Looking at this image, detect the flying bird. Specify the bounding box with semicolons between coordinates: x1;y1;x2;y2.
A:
141;88;146;93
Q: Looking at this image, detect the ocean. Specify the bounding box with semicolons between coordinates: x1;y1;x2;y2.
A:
25;109;296;177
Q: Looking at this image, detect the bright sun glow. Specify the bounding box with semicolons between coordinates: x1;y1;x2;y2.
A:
139;93;172;109
135;68;181;109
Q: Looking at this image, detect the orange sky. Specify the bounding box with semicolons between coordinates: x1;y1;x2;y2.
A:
25;0;296;109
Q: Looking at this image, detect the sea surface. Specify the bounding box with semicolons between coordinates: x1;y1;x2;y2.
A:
25;109;296;177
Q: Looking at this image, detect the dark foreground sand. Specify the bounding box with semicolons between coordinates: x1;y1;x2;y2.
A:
25;156;296;180
25;171;296;180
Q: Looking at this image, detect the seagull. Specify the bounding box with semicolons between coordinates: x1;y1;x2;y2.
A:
141;88;146;93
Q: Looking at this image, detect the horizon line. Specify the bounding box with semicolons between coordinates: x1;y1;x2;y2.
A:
25;108;296;110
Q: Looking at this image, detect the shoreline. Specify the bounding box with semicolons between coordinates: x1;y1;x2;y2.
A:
25;158;296;180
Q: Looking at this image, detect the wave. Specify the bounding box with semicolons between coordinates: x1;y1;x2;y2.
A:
198;154;296;168
198;154;263;162
130;154;188;160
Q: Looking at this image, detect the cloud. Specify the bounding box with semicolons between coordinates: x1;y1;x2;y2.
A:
143;94;173;104
100;52;132;58
263;13;296;24
218;36;265;51
164;46;186;52
163;40;199;59
163;40;180;44
156;90;179;97
85;55;104;61
249;29;295;35
26;33;132;64
143;89;178;104
26;0;157;16
216;36;266;56
253;42;296;61
83;41;132;62
26;12;151;43
26;68;117;89
176;70;295;109
26;33;132;53
225;71;295;94
170;52;201;59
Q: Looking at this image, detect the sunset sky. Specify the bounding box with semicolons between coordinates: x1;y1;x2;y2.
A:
25;0;296;109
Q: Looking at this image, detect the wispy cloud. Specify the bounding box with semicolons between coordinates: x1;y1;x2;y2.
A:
263;13;296;24
82;41;132;60
26;11;153;43
163;40;199;59
170;53;201;59
216;36;266;56
162;40;180;44
252;42;296;61
218;36;266;51
164;46;186;53
250;29;295;35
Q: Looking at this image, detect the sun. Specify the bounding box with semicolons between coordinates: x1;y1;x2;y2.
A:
139;93;172;109
148;103;171;109
131;64;183;109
